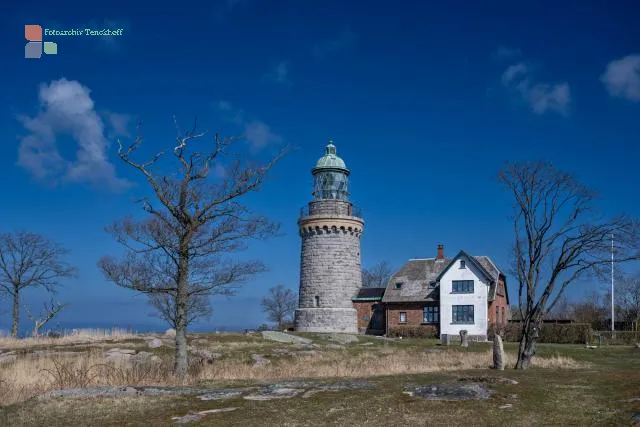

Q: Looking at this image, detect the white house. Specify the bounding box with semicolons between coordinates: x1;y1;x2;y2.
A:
378;245;509;339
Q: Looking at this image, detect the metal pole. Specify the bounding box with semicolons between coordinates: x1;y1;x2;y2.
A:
611;234;614;332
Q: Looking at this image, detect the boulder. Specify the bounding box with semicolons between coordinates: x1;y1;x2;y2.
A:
404;382;493;401
326;343;346;350
459;330;469;348
148;338;163;349
261;331;312;345
251;354;270;367
0;352;17;365
329;333;359;345
164;328;176;338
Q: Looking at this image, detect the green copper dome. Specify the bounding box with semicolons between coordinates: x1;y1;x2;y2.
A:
314;141;348;171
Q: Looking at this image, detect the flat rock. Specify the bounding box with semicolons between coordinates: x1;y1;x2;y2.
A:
499;404;513;410
404;382;493;401
261;331;312;345
329;333;359;345
458;376;518;385
172;407;238;424
359;342;374;346
197;390;245;401
106;348;136;355
326;344;346;350
244;387;302;400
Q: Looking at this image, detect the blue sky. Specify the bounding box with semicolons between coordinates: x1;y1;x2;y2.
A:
1;0;639;333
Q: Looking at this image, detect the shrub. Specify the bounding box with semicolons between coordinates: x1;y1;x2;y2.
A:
489;323;592;344
387;325;438;339
595;331;640;345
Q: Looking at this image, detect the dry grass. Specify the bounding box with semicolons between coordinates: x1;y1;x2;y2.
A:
0;344;585;406
0;328;138;350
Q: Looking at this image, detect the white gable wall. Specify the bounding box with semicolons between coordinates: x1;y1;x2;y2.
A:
439;255;489;337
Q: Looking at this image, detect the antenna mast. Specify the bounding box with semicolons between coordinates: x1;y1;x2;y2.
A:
611;233;614;332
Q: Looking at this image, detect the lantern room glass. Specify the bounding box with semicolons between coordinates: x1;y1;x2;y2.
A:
312;170;349;200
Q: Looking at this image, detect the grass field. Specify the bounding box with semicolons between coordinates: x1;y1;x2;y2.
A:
0;330;638;426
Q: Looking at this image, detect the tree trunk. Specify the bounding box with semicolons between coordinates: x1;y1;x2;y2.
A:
11;289;19;338
173;249;189;378
515;317;539;369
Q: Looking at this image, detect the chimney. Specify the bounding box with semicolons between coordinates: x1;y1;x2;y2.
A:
436;244;445;260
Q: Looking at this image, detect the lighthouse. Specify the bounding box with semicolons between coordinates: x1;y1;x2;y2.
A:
294;142;364;333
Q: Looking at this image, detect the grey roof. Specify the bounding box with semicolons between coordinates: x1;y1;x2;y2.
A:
381;258;447;303
352;287;386;301
382;252;505;304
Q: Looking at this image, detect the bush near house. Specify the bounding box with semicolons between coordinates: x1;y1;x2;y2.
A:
489;323;592;344
387;325;438;339
596;331;640;345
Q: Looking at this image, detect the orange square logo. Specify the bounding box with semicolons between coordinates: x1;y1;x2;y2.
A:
25;25;42;41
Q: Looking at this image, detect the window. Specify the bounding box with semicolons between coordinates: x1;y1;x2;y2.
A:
452;280;474;293
452;305;474;324
495;306;499;325
395;282;403;290
399;312;407;323
423;306;439;323
501;307;505;325
314;296;320;307
460;260;466;269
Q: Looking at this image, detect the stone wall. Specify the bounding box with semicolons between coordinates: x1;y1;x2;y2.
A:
294;307;358;333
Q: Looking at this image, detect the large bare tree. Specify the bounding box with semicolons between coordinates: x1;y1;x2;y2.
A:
362;261;394;288
0;231;76;337
499;161;640;369
261;284;297;329
99;119;286;377
148;292;212;329
616;272;640;326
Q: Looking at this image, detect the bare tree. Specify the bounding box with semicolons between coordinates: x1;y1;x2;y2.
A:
149;292;212;329
499;161;640;369
25;299;67;337
362;261;394;288
570;291;608;327
545;294;571;320
0;231;76;337
99;118;286;377
616;272;640;326
261;284;297;330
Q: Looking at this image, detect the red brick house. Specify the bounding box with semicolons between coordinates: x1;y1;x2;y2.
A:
352;287;386;335
353;245;509;339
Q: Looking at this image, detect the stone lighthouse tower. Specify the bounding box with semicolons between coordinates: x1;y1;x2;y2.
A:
294;141;364;333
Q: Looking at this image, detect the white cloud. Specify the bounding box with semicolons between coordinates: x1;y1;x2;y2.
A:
264;60;291;85
601;54;640;102
214;101;283;151
103;111;132;137
17;78;130;190
313;25;357;59
501;61;571;116
244;121;283;150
